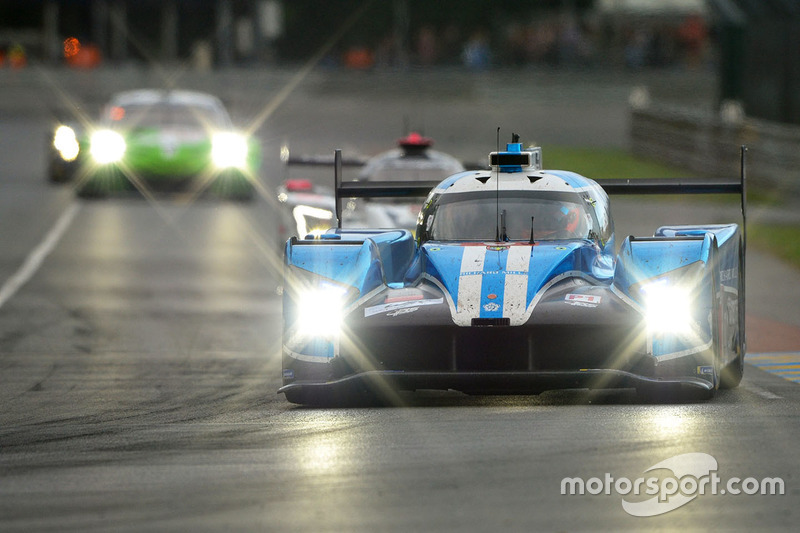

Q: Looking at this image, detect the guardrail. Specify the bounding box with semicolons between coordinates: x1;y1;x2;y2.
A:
630;104;800;198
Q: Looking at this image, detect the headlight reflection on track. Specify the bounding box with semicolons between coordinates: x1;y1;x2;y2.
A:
639;408;697;439
292;414;354;475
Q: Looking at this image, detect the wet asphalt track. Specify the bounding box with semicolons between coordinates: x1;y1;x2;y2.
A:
0;68;799;531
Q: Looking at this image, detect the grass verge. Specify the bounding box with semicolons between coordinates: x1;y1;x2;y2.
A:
541;145;688;179
748;224;800;270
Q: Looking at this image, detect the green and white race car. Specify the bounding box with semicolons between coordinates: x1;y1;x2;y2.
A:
51;89;260;200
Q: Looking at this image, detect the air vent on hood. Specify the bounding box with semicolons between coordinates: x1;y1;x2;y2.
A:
471;318;511;327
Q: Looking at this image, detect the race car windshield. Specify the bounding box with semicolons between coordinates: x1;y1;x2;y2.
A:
108;103;226;130
429;190;595;241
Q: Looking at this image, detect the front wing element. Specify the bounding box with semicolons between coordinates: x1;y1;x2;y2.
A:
278;369;713;405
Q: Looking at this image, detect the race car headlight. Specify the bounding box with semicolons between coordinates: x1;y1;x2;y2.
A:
90;129;126;164
211;132;248;169
641;280;692;334
296;284;348;337
53;125;80;161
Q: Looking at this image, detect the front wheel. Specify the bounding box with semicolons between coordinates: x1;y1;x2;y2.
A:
75;178;109;199
75;167;130;198
719;350;743;389
210;171;255;201
719;245;745;389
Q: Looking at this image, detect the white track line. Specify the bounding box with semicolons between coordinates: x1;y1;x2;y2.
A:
742;382;783;400
0;202;80;310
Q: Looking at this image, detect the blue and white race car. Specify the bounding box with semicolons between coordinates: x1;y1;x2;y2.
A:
280;137;746;405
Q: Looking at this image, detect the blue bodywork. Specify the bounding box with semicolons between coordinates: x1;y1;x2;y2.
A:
279;146;745;404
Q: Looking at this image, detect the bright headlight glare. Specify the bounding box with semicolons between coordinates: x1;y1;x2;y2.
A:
90;129;126;164
212;132;248;169
54;126;80;161
296;284;347;337
642;281;692;334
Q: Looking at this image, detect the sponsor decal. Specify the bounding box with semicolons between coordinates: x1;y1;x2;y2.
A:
697;365;714;375
451;245;533;326
503;245;531;319
720;268;737;283
385;290;424;303
565;294;601;308
486;245;509;251
487;293;498;300
464;270;527;276
454;246;486;323
561;452;785;517
387;307;418;317
282;369;294;379
365;298;443;317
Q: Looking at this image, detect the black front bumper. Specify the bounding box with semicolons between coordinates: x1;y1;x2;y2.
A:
280;281;717;404
278;368;714;405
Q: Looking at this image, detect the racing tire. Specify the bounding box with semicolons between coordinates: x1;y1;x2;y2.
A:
210;172;255;202
75;168;130;199
719;351;744;389
48;161;75;184
719;243;745;389
75;180;109;199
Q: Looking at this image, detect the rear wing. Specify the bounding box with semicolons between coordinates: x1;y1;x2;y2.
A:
332;146;748;229
597;177;742;195
282;141;369;168
285;153;368;167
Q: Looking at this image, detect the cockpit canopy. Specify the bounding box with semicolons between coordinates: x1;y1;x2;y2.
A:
424;189;596;242
102;90;232;131
414;146;615;249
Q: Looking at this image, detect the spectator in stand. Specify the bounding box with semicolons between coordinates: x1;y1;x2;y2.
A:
462;30;490;71
415;25;438;67
678;14;708;70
